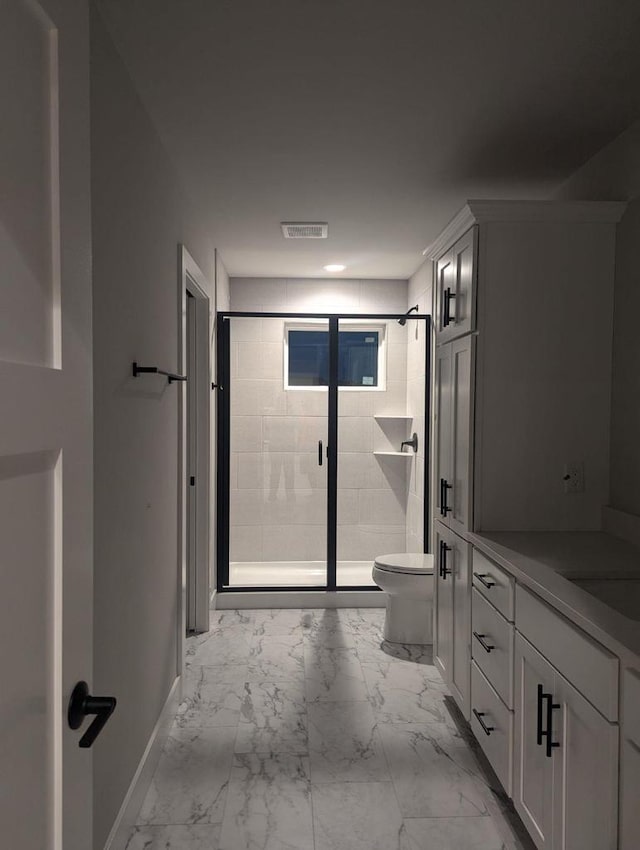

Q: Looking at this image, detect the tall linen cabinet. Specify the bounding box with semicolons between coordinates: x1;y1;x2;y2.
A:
428;200;623;725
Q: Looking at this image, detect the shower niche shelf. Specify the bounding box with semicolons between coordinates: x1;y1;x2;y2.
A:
374;414;413;421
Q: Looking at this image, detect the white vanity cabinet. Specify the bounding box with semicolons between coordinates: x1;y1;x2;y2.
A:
434;335;474;535
514;588;619;850
434;520;471;719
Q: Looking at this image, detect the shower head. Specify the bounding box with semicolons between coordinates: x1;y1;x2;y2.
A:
398;305;419;325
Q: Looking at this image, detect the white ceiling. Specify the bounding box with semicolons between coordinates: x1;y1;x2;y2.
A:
97;0;640;279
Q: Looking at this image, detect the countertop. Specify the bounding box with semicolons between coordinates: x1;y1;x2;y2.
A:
466;530;640;663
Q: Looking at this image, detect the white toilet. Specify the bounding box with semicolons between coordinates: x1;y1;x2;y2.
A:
372;553;435;645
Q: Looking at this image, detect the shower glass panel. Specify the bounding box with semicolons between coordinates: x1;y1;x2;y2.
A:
336;317;410;587
227;316;329;587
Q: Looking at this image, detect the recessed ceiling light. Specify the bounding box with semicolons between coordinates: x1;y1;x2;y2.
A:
323;264;346;272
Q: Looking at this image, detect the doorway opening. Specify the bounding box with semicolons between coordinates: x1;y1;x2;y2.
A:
216;311;431;593
179;246;211;636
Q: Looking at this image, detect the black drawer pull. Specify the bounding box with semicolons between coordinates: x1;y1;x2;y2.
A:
443;287;456;327
474;572;496;590
473;631;495;653
472;708;494;736
440;477;452;516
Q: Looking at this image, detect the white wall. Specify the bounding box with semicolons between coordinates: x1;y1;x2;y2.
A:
228;277;412;567
91;8;215;847
555;121;640;519
406;261;433;552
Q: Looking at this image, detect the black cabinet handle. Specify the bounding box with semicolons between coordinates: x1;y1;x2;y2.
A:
440;477;452;516
439;539;452;579
318;440;323;467
473;572;496;590
68;681;117;748
443;287;456;327
544;693;561;758
536;683;544;746
473;632;495;653
472;708;494;736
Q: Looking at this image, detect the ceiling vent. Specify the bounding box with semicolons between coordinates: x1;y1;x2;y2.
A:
281;221;328;239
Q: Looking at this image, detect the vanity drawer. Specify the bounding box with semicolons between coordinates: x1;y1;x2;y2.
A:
472;548;515;621
470;661;513;796
472;587;514;708
516;585;618;721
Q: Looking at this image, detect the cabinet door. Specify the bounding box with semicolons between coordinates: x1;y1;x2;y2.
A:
450;335;474;535
514;634;555;850
434;227;477;344
449;531;471;719
434;248;455;341
620;738;640;850
451;227;477;338
552;672;618;850
434;522;453;683
434;345;453;521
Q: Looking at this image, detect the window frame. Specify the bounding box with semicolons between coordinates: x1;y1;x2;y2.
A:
283;320;387;391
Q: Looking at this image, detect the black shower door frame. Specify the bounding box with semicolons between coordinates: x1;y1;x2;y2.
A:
216;311;431;593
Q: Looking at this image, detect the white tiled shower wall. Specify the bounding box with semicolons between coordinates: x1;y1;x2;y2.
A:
228;277;419;564
406;261;433;554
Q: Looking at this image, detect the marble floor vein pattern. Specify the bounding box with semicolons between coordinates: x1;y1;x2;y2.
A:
127;608;534;850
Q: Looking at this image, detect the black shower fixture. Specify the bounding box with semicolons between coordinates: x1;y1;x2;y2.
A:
398;305;419;325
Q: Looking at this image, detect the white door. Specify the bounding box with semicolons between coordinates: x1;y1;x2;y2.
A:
552;672;618;850
450;226;477;339
0;2;93;849
449;532;471;719
434;522;453;682
434;344;453;522
514;635;555;850
450;334;474;535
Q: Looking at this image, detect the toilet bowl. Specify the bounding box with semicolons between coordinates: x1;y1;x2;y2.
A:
372;553;434;645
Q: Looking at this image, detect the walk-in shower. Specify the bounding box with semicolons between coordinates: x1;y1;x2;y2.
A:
216;311;430;592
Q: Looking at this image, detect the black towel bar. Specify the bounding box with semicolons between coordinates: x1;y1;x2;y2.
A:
132;362;187;383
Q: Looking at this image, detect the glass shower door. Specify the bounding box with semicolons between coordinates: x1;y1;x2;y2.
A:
226;315;329;588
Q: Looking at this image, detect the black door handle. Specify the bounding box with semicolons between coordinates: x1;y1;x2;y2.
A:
440;478;452;516
68;681;117;748
439;539;452;579
443;287;456;327
318;440;323;467
544;692;561;758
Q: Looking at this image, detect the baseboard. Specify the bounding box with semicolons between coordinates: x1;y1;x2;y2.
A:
103;675;181;850
215;590;386;609
603;505;640;549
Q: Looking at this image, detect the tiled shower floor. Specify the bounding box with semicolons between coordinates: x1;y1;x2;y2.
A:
125;608;534;850
229;560;377;587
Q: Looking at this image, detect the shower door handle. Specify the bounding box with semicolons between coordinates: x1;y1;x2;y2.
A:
318;440;323;466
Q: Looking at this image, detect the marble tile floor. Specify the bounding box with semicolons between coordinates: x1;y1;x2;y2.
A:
126;608;536;850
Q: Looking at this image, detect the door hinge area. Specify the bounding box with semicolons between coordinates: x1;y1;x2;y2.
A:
190;476;195;486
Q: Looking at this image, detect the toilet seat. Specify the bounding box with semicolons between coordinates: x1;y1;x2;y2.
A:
373;553;434;576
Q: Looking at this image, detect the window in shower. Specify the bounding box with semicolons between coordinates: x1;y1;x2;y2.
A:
285;323;385;389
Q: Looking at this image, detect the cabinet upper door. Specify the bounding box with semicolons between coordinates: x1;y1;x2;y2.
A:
514;634;555;850
435;227;477;344
434;345;453;521
552;671;618;850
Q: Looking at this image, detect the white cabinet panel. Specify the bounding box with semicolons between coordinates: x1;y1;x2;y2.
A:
435;336;474;534
434;522;471;719
552;670;618;850
471;661;513;795
514;634;555;850
434;227;477;344
620;738;640;850
471;587;514;708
